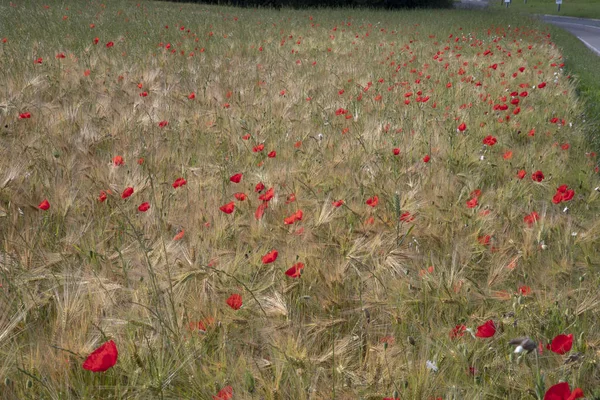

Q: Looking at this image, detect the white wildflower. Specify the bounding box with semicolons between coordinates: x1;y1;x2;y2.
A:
426;360;438;372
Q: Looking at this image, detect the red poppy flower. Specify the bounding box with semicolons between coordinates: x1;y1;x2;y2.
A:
139;91;148;97
531;170;544;182
393;148;400;156
229;173;243;183
267;151;276;158
262;249;278;264
399;211;415;222
552;192;564;204
475;320;496;338
518;285;531;296
56;52;66;59
538;82;546;89
524;211;540;226
219;202;235;214
285;262;305;278
213;385;233;400
158;120;168;128
106;41;114;48
138;202;150;212
82;340;118;372
93;37;99;45
255;182;265;193
226;294;242;310
503;150;513;160
548;334;573;355
332;199;344;208
450;324;466;339
113;155;124;166
255;202;268;220
286;193;296;204
34;57;43;64
423;154;431;163
234;192;247;201
457;122;467;132
253;144;264;152
19;112;31;119
287;210;303;225
544;382;583;400
121;187;134;199
188;92;195;100
366;196;379;207
173;230;185;241
517;169;526;179
172;178;187;188
38;199;50;211
137;158;144;165
478;235;491;245
466;198;478;209
563;189;574;201
258;187;274;202
98;191;108;202
482;135;497;146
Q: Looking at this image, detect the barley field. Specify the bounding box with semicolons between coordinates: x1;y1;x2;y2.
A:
0;1;599;399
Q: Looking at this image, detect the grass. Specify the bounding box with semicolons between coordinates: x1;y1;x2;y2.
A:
491;0;600;19
543;22;600;152
2;1;600;399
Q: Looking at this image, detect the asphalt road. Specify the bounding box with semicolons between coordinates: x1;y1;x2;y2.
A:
539;15;600;56
454;0;488;9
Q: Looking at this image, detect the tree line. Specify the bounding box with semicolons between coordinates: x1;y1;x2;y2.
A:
165;0;454;9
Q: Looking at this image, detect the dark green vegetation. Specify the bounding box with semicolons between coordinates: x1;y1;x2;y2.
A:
168;0;454;10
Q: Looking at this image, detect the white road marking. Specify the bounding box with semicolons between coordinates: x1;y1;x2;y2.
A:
550;20;600;30
578;37;600;56
543;14;600;22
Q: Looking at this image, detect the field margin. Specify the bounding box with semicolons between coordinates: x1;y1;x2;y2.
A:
539;19;600;151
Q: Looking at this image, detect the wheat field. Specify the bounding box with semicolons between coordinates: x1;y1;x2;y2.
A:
0;1;599;399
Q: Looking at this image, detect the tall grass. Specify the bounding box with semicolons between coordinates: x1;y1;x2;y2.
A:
1;1;599;398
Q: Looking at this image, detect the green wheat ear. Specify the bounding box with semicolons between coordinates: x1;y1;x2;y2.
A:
244;371;256;393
